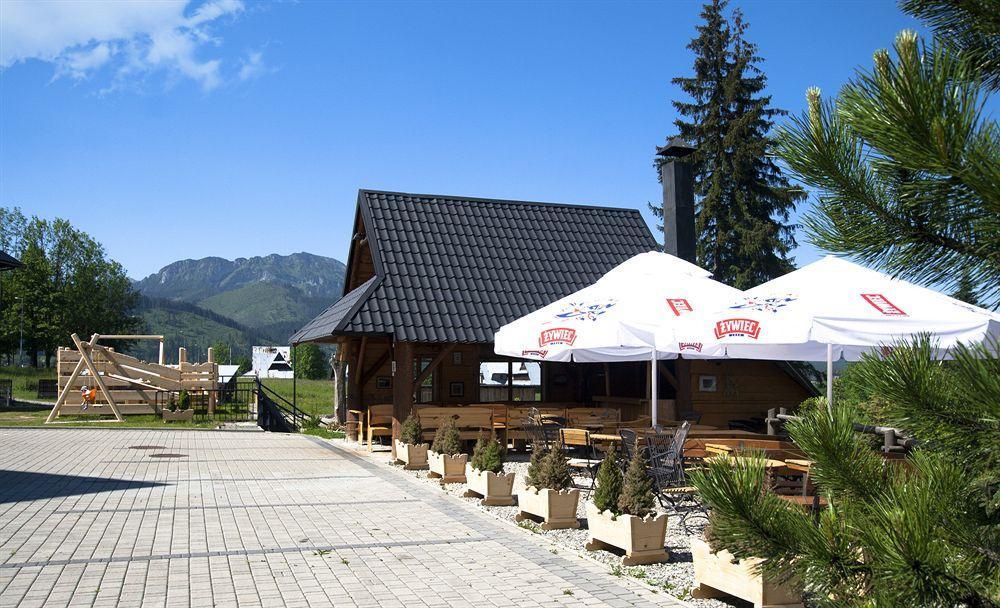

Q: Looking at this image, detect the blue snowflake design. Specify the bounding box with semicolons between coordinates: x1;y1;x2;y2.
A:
555;300;617;322
730;295;797;314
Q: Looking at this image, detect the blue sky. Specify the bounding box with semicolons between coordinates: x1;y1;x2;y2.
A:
1;1;922;279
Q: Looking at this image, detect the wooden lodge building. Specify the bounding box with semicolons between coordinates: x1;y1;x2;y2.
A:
290;188;816;440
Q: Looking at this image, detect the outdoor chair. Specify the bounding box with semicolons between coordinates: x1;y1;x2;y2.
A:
524;419;562;452
679;411;703;424
366;404;393;452
645;422;707;529
559;428;602;493
618;428;640;466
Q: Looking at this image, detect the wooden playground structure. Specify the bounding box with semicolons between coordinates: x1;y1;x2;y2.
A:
46;333;219;423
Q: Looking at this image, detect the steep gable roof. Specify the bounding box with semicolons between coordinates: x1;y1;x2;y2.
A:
291;190;658;344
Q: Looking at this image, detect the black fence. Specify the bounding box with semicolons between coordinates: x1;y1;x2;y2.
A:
0;379;11;408
37;379;58;399
154;382;258;423
256;380;309;432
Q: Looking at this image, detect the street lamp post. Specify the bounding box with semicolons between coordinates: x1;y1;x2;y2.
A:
17;296;23;366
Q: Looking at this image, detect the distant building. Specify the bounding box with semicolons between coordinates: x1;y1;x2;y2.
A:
251;346;294;379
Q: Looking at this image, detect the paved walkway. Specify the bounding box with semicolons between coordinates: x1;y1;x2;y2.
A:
0;429;674;607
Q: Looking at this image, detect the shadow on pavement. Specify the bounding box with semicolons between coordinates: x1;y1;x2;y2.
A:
0;470;166;503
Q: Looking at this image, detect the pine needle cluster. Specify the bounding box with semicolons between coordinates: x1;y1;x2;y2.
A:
690;336;1000;606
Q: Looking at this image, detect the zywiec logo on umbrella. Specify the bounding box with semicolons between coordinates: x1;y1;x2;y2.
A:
555;300;616;322
521;349;548;359
714;318;761;339
678;342;703;352
862;293;907;316
667;298;693;316
539;328;577;347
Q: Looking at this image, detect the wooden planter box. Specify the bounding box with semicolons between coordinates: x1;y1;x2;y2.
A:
584;502;669;565
162;409;194;422
394;440;429;470
463;463;515;506
515;486;580;530
690;537;803;608
427;451;468;484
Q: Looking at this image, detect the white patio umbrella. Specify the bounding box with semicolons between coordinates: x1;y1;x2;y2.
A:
493;251;743;424
639;256;1000;407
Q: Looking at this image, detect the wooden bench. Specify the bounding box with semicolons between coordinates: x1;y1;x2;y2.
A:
566;407;620;429
504;406;568;444
415;406;493;442
366;404;393;452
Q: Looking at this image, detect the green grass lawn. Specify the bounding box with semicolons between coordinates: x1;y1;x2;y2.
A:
0;366;57;402
0;370;336;431
261;377;334;419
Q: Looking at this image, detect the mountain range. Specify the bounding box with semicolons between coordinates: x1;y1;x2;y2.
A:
132;253;346;361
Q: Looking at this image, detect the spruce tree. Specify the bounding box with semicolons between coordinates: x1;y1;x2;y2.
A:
653;0;802;288
618;446;656;517
592;451;623;515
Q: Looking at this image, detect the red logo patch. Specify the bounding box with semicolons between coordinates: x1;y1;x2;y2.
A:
678;342;703;352
714;318;761;339
667;298;693;316
539;328;577;347
862;293;906;316
521;349;548;359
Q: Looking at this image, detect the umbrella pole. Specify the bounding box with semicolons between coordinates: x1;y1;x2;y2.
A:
826;343;834;412
650;349;658;427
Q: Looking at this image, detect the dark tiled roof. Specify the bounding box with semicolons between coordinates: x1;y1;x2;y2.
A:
0;251;22;271
292;190;658;344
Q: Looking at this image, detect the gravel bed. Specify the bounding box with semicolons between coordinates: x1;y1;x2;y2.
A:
370;444;742;607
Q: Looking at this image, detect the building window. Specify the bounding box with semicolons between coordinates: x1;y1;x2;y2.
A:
414;356;435;403
479;360;541;402
698;375;717;392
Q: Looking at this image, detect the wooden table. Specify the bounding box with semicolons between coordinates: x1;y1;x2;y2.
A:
705;454;787;469
704;443;735;456
783;458;814;473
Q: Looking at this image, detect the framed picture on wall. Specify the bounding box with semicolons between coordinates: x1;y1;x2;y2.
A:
449;381;464;397
452;351;463;365
376;376;391;390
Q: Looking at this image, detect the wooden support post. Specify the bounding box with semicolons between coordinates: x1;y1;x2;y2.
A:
391;341;415;459
73;333;125;422
603;363;611;396
158;339;165;366
178;347;187;364
207;347;216;415
47;351;86;423
346;340;362;441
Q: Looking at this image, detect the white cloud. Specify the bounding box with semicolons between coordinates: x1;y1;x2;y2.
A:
1;0;249;90
238;50;265;81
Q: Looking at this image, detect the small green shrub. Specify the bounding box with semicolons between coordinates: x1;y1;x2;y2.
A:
470;432;504;474
618;446;655;516
430;418;461;455
536;447;573;491
400;415;422;445
592;451;623;514
177;390;190;411
525;444;545;488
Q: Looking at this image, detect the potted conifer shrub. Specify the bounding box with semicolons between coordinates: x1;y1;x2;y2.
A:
163;390;194;422
689;517;802;607
515;446;580;530
427;418;467;484
394;414;429;470
464;432;515;506
585;449;670;565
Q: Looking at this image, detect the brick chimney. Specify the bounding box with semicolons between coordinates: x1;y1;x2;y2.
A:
656;138;696;262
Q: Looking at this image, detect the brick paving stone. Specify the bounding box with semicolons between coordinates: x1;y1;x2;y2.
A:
1;429;681;607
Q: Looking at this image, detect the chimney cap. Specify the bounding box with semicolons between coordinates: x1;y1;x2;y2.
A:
656;137;695;159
